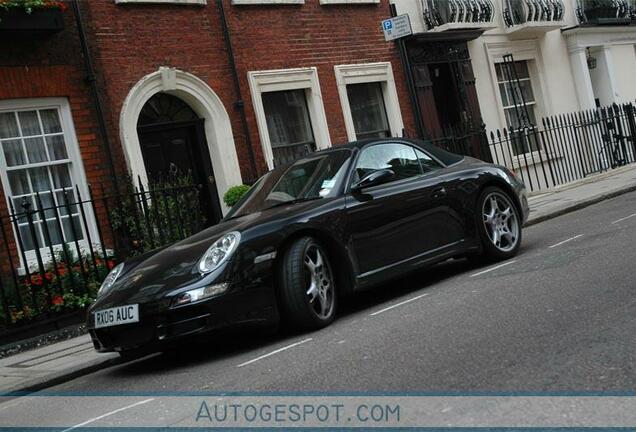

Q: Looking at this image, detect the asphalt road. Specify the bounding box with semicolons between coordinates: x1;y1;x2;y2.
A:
2;190;636;426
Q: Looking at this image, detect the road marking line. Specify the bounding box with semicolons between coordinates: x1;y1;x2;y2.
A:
369;293;430;316
237;338;313;368
469;260;517;278
612;212;636;225
548;234;583;249
60;398;155;432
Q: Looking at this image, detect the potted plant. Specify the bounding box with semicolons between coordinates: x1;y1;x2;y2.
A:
0;0;67;34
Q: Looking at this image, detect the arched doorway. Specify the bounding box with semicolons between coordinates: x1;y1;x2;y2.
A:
137;93;222;225
119;67;243;219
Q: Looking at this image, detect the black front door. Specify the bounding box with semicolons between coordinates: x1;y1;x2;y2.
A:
137;120;222;226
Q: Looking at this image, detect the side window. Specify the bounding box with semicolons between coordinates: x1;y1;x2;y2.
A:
414;148;443;174
353;143;422;185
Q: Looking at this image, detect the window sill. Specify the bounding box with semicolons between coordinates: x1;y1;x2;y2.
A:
511;150;559;169
231;0;304;4
320;0;379;4
115;0;207;5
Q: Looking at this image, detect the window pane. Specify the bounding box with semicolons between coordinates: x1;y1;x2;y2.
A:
414;148;443;173
24;137;48;163
346;82;390;140
51;164;72;189
40;109;62;134
56;191;78;216
355;144;421;183
8;170;30;196
29;167;52;192
18;111;41;136
272;144;314;168
45;220;64;246
62;216;84;242
18;224;36;252
518;79;535;103
498;83;510;107
262;90;314;149
2;139;26;166
46;135;68;160
0;112;20;139
515;61;530;79
37;191;56;219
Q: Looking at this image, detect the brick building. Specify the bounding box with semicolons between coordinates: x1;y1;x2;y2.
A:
0;0;416;270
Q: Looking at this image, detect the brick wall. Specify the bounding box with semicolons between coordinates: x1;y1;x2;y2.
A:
82;0;416;181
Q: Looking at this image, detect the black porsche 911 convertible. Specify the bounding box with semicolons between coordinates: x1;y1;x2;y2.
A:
88;138;528;355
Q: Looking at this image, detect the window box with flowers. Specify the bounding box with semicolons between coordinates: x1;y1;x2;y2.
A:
0;0;66;34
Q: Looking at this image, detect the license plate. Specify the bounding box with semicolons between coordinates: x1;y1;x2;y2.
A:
94;304;139;329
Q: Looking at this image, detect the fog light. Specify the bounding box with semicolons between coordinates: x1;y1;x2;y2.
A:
173;283;229;307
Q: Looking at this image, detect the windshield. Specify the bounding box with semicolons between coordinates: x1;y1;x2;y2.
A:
225;149;352;219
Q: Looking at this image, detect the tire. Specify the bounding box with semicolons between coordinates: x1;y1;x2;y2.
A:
476;187;522;260
279;237;337;330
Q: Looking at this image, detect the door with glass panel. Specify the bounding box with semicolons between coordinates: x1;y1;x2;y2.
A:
262;89;316;168
0;104;85;263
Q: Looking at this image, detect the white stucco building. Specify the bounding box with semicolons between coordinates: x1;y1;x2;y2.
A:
392;0;636;132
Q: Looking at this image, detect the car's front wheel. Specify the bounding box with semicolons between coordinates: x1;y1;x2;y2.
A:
477;187;522;260
279;237;336;330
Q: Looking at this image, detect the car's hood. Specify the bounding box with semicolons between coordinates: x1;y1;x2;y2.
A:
95;199;331;306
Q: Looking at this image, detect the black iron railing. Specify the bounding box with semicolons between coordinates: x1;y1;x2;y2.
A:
422;0;496;29
503;0;565;26
576;0;636;24
488;103;636;192
0;180;206;338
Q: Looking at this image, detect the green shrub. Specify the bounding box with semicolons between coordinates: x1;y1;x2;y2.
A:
224;184;251;208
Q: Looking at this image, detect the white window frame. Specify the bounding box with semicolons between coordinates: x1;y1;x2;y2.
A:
232;0;303;4
248;67;331;169
320;0;379;4
334;62;404;142
115;0;207;5
0;98;97;271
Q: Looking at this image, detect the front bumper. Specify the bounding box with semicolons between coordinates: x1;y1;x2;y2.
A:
88;285;278;353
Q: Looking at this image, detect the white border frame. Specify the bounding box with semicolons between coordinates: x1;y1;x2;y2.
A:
0;97;99;269
247;67;331;169
120;67;243;214
334;62;404;142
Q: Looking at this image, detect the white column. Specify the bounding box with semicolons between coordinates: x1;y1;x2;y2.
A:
598;45;621;103
568;47;596;109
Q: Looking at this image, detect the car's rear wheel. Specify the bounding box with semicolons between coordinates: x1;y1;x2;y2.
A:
477;187;522;260
279;237;336;330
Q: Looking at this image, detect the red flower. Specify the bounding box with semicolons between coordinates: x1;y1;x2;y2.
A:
52;295;64;306
107;260;116;270
30;274;43;286
44;272;54;282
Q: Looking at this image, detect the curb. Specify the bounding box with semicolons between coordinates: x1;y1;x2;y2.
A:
3;355;120;396
525;184;636;227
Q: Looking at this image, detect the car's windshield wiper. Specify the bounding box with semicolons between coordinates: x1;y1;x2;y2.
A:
264;196;322;211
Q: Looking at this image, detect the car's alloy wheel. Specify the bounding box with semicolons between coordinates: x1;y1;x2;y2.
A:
304;244;335;320
476;187;522;260
280;237;336;329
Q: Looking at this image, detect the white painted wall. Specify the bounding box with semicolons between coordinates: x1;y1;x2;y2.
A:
391;0;636;133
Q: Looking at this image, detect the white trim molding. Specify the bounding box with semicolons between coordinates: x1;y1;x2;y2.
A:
119;67;242;214
232;0;303;4
334;62;404;142
115;0;206;4
320;0;379;4
247;67;331;169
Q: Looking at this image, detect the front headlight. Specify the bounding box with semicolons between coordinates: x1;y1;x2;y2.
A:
97;263;124;298
198;231;241;275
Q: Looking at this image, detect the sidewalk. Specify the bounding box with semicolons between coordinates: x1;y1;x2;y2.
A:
1;164;636;395
526;164;636;226
0;334;118;394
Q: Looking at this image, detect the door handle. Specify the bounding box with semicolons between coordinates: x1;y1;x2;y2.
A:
432;187;447;200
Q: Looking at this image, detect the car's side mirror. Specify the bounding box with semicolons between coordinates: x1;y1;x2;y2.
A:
351;169;395;192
